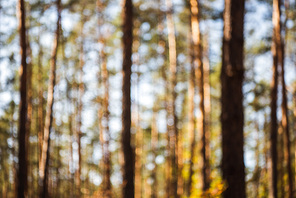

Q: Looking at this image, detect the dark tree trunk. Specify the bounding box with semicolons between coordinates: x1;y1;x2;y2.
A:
221;0;246;197
121;0;134;197
278;126;284;197
17;0;28;197
294;92;296;194
270;0;281;197
39;0;61;197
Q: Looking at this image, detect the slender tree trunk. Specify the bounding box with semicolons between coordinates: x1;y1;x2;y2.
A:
151;108;158;198
269;55;278;198
187;16;196;196
281;1;294;197
134;95;143;198
97;1;112;195
189;0;210;192
263;114;269;198
10;102;17;197
156;3;171;197
278;126;284;197
121;0;134;197
17;0;28;196
203;33;211;190
279;24;293;198
221;0;246;197
75;18;85;198
26;35;33;198
99;36;112;198
133;17;143;198
39;0;61;197
270;0;281;197
165;0;179;196
55;130;61;198
38;42;44;167
69;108;75;197
253;120;261;198
294;92;296;192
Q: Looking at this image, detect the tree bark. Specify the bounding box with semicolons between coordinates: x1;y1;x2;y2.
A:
133;17;143;198
17;0;28;196
294;92;296;193
121;0;134;197
187;12;196;195
38;41;44;167
39;0;61;197
98;20;112;196
278;126;284;197
279;7;294;197
270;0;281;197
189;0;211;193
165;0;179;196
203;34;211;190
75;16;85;198
151;108;158;198
221;0;246;197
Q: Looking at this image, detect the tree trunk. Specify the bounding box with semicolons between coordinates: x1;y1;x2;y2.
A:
38;41;44;167
39;0;61;197
253;120;261;198
156;4;170;198
133;17;143;198
165;0;179;196
203;34;211;190
294;92;296;193
270;0;281;197
187;13;196;196
151;108;158;198
189;0;210;193
98;27;112;197
75;17;85;198
278;126;284;197
17;0;28;196
121;0;134;197
221;0;246;197
69;107;75;197
279;19;293;198
25;33;34;198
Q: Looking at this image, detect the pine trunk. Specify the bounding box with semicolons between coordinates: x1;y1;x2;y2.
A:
100;43;112;197
121;0;134;197
221;0;246;197
26;39;33;198
187;14;196;195
294;92;296;193
203;35;211;190
151;109;158;198
17;0;28;196
270;0;281;197
278;126;284;197
165;0;179;196
39;0;61;197
38;44;44;166
75;19;85;198
279;16;293;198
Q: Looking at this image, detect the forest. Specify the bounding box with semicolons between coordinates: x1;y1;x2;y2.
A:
0;0;296;197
